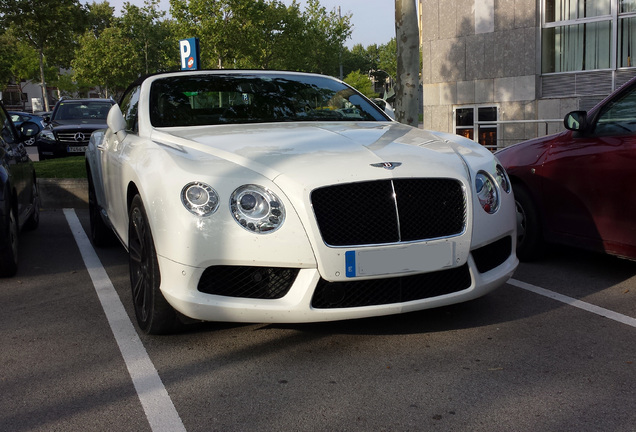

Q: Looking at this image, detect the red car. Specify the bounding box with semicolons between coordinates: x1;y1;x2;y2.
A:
496;76;636;261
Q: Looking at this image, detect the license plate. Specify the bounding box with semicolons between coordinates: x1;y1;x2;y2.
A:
345;242;455;278
67;146;87;153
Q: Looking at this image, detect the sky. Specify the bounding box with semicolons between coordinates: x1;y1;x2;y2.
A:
97;0;396;48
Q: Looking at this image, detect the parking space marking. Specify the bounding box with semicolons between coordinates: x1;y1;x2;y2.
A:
64;209;186;432
509;278;636;328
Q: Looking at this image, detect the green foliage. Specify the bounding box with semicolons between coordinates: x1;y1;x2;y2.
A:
0;0;398;100
0;0;87;68
378;38;397;80
169;0;352;74
343;70;378;98
34;156;87;179
72;26;139;97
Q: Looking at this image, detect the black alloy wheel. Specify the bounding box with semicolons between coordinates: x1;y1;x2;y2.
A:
513;185;543;261
128;195;180;334
23;182;40;231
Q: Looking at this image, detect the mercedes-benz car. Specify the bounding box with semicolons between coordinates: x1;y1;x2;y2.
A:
86;70;518;334
36;98;115;160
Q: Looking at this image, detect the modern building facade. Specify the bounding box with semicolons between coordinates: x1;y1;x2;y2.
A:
420;0;636;149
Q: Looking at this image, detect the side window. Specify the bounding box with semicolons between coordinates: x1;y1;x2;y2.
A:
0;107;17;145
594;87;636;135
119;86;141;133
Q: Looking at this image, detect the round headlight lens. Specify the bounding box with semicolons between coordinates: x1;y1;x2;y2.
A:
495;164;511;193
230;185;285;233
475;172;499;214
181;182;219;216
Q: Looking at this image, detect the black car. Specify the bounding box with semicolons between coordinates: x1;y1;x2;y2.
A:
36;98;115;160
8;111;46;146
1;102;40;277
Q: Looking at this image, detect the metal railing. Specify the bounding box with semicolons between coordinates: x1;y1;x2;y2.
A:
475;119;564;151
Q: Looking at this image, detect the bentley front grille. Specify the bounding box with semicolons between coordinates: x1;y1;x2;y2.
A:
311;178;466;247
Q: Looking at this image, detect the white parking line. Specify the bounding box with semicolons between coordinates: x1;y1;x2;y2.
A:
509;278;636;328
64;209;186;432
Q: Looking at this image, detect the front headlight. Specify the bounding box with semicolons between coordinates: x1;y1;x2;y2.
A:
230;184;285;233
181;182;219;216
475;171;499;214
495;164;511;193
38;129;55;141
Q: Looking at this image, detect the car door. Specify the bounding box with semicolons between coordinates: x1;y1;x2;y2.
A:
102;86;142;240
0;106;30;223
541;85;636;253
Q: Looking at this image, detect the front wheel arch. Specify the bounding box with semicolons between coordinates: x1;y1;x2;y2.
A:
128;194;180;334
512;182;544;261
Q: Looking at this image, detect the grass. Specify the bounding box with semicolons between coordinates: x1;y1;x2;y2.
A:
34;156;87;179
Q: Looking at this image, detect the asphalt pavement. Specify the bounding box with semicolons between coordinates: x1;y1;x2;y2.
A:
1;208;635;431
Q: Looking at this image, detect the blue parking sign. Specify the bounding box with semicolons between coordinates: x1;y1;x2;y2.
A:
179;38;200;70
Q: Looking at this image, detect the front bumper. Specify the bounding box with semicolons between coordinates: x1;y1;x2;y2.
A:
157;235;518;323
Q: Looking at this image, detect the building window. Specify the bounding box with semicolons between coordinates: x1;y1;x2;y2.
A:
542;0;636;73
619;4;636;67
454;105;499;149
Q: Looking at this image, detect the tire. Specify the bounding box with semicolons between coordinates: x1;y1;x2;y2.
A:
514;185;543;261
128;195;180;335
0;205;19;277
23;182;40;231
88;179;116;247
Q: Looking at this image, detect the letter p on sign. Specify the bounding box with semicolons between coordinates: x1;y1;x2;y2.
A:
179;38;200;70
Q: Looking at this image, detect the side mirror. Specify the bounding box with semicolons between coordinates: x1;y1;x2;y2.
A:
19;121;40;137
107;104;127;139
564;111;587;131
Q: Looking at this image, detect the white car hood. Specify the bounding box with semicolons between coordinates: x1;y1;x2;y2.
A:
151;122;482;189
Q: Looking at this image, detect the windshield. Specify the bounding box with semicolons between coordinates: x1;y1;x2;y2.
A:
149;73;389;127
53;101;113;121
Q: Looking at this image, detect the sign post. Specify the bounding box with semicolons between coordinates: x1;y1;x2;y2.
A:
179;38;201;70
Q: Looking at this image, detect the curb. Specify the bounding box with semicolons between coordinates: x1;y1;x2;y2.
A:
37;178;88;209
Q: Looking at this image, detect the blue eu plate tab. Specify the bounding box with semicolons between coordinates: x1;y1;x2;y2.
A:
345;251;356;277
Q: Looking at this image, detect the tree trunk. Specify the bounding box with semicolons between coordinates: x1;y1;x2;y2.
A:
38;49;49;112
395;0;419;126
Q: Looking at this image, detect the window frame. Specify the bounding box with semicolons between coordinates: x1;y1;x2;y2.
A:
540;0;636;74
453;104;500;150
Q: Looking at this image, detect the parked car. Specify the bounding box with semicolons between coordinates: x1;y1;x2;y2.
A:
36;98;115;160
86;70;518;334
496;75;636;261
0;103;40;277
8;111;46;146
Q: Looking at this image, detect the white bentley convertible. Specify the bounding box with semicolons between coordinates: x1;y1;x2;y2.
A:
86;70;518;334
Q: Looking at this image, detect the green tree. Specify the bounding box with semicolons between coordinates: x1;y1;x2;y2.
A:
344;70;378;98
72;26;138;97
169;0;235;69
118;0;173;74
86;1;116;37
299;0;351;75
378;38;397;81
169;0;351;73
0;0;87;110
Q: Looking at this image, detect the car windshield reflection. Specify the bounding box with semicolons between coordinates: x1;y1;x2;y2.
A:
149;73;389;127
